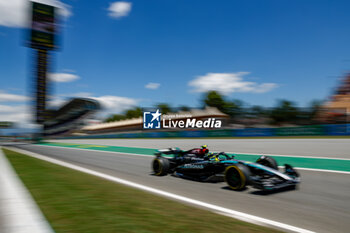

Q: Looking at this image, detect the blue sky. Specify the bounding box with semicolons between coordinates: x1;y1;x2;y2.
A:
1;0;350;127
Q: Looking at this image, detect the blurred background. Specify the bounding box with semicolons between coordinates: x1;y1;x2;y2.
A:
1;2;350;233
1;0;350;139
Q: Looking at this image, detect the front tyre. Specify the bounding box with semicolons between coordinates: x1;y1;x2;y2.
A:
152;157;170;176
224;164;251;190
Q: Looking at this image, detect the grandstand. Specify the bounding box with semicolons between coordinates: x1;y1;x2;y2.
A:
319;73;350;123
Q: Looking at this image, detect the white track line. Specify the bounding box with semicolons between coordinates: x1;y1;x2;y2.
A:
46;140;350;160
34;144;350;175
284;167;350;175
6;146;314;233
0;147;54;233
227;151;350;161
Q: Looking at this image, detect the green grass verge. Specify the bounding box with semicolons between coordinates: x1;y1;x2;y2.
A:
3;148;279;233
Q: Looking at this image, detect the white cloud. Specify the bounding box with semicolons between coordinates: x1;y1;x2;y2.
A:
49;73;80;83
0;91;28;102
47;97;66;108
62;68;76;73
47;92;92;108
0;104;38;129
188;72;278;94
145;82;160;90
0;104;26;113
92;95;137;113
108;1;132;19
68;92;92;98
48;94;138;115
56;92;93;98
0;91;34;128
0;111;31;124
253;83;279;93
0;0;71;28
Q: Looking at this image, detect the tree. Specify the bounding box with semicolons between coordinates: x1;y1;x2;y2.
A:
156;103;172;114
125;107;143;119
179;105;190;111
104;114;126;122
269;100;299;125
203;91;226;112
223;100;244;119
104;107;143;122
202;91;244;119
309;100;323;120
297;100;324;124
245;105;267;119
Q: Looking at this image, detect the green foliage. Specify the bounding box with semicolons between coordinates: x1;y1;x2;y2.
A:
309;100;323;119
269;100;299;125
268;100;324;125
104;107;142;123
203;91;243;118
156;103;172;114
104;114;126;123
224;100;244;118
179;106;190;111
125;107;143;119
203;91;226;112
245;105;268;119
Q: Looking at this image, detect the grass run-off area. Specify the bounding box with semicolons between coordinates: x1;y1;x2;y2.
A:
3;148;280;233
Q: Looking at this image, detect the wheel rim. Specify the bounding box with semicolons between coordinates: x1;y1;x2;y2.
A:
226;167;242;189
153;159;162;175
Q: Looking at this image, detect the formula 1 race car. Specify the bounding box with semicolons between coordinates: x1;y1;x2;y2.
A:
152;148;300;191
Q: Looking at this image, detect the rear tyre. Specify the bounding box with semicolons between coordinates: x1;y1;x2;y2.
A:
224;164;251;190
152;157;170;176
256;156;278;170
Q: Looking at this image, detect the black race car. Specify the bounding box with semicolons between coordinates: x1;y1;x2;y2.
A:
152;148;300;191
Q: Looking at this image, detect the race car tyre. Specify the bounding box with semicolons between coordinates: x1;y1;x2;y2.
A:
256;155;278;170
224;164;251;190
152;157;170;176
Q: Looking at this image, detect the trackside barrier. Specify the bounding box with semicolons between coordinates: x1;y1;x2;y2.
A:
55;124;350;139
234;128;273;137
205;129;233;137
164;131;181;137
179;130;204;137
324;124;350;136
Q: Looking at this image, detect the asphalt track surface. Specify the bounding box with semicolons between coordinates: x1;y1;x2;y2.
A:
48;138;350;159
11;140;350;233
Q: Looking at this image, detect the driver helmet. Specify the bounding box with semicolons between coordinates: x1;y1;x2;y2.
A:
201;145;209;154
